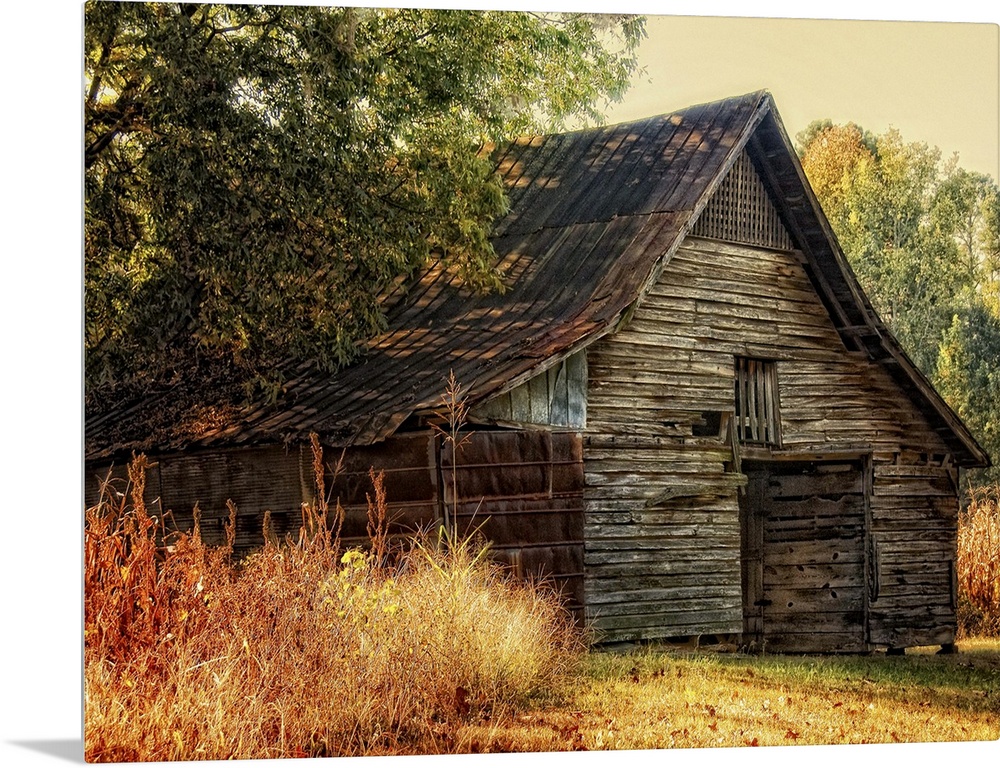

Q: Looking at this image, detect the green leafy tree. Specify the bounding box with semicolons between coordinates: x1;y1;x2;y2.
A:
982;189;1000;317
799;124;966;372
937;306;1000;472
85;3;644;401
794;120;876;224
931;164;999;287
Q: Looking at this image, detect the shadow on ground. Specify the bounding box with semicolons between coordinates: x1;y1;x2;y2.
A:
8;739;83;764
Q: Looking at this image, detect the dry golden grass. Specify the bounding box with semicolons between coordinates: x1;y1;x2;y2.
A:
959;485;1000;637
84;446;582;762
455;642;1000;752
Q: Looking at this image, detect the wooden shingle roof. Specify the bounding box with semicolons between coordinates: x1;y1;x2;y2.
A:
85;91;989;467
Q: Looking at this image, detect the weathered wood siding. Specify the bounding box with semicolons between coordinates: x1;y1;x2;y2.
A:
868;460;959;648
471;351;587;428
584;229;959;646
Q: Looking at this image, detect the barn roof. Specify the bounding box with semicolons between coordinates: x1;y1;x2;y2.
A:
85;91;989;467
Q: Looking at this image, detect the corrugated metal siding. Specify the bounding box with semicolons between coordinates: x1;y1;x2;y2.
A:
84;446;306;555
86;430;586;617
84;460;164;531
322;433;441;546
324;429;585;616
157;446;306;554
445;430;586;619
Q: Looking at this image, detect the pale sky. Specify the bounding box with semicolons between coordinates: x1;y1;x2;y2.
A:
605;13;1000;181
1;3;998;768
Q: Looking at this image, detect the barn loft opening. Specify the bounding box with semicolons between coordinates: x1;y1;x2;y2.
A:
734;357;781;446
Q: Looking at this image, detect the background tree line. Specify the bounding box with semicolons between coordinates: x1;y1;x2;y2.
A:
797;121;1000;485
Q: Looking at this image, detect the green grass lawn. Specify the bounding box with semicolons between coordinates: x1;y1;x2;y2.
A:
455;637;1000;753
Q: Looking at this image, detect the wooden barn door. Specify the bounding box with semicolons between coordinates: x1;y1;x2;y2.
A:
740;459;869;653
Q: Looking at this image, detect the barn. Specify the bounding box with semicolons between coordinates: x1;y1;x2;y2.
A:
85;91;989;653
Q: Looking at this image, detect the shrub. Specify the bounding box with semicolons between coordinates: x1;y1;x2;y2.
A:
84;447;582;761
957;484;1000;638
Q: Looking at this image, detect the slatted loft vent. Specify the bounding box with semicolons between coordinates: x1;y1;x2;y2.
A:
691;150;793;250
735;357;782;446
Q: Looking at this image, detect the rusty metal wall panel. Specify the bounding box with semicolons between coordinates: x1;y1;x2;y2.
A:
87;429;585;619
323;433;440;543
443;430;586;616
324;434;438;504
455;499;583;545
313;429;585;615
86;447;306;555
155;446;305;553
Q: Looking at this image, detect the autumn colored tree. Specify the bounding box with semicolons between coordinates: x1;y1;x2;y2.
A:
85;3;645;400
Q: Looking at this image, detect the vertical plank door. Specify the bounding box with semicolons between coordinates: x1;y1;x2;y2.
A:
741;460;868;653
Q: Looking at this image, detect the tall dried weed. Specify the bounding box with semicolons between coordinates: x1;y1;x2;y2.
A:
957;484;1000;637
84;438;581;761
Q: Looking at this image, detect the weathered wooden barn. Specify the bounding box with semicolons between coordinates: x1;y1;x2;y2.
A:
86;91;989;653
